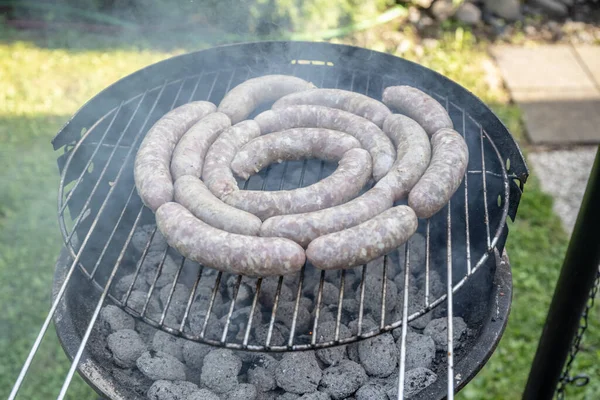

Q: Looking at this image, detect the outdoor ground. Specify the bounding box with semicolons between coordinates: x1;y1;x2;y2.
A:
0;18;599;400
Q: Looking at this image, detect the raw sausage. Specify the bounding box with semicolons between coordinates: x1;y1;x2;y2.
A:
408;128;469;219
306;205;418;270
231;128;361;180
173;175;261;236
202;120;261;199
382;86;453;137
156;202;306;277
374;114;432;201
218;74;315;124
260;186;394;247
272;88;392;128
254;105;395;181
224;148;372;220
134;101;216;212
170;112;231;181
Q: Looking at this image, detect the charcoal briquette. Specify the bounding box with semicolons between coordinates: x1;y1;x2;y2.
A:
200;349;242;393
100;305;135;332
423;317;467;351
146;380;199;400
399;332;436;370
275;352;322;394
226;383;258;400
182;339;212;370
358;333;398;378
314;321;351;366
319;360;367;399
136;350;187;381
107;329;146;368
151;330;185;362
355;382;388;400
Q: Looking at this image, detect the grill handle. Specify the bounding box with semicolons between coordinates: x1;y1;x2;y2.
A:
523;146;600;399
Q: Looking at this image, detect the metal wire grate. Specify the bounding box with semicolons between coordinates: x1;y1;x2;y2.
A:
9;42;527;400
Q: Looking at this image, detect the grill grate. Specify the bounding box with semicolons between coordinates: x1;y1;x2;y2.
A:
10;42;528;400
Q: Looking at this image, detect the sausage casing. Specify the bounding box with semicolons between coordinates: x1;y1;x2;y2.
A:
375;114;432;201
170;112;231;181
272;88;392;128
260;186;394;247
306;205;418;270
156;202;306;277
254;105;395;181
382;86;453;137
173;175;261;236
224;148;372;220
408;128;469;219
218;74;315;124
202;120;261;199
231;128;361;180
134;101;216;212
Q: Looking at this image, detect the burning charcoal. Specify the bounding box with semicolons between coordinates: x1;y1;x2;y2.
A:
319;360;367;399
188;388;221;400
114;273;149;298
398;332;435;370
358;333;398;378
100;305;135;332
226;383;258;400
385;368;437;399
259;278;294;309
355;382;388;400
347;318;377;363
220;306;264;337
423;317;467;351
131;224;167;254
315;321;351;366
146;380;199;400
107;329;146;368
226;275;255;304
275;301;311;334
182;340;212;370
299;391;331;400
125;290;162;317
253;322;289;347
354;275;398;322
152;331;185;362
136;320;159;344
275;352;322;394
248;366;277;392
312;281;340;306
201;349;242;393
136;350;187;381
140;251;180;289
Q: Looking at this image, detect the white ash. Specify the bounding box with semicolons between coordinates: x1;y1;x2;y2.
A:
319;360;368;399
136;350;187;381
221;306;264;337
226;275;255;305
226;383;258;400
314;307;336;324
182;340;212;370
107;329;146;368
275;301;312;333
386;367;438;399
187;308;224;341
131;224;168;254
259;278;294;308
114;273;149;298
399;332;436;370
299;391;331;400
188;388;220;400
347;317;377;364
358;332;398;378
200;349;242;393
279;393;301;400
248;365;277;392
146;380;198;400
424;317;468;351
125;290;162;317
275;352;322;394
355;382;388;400
253;322;290;347
151;330;185;362
355;275;398;323
315;321;351;366
100;304;135;332
311;281;341;306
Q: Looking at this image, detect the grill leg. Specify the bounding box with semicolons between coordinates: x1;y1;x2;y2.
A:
523;146;600;399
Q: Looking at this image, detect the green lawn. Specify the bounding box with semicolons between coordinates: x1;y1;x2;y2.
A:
0;24;598;400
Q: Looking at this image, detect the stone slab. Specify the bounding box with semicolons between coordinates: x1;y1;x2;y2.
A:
491;45;596;91
574;45;600;87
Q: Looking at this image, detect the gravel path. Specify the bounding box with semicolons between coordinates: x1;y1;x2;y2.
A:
527;146;597;234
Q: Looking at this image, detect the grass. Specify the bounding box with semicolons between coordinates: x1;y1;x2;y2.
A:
0;21;599;400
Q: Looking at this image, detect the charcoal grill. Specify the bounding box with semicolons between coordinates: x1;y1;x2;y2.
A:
9;41;528;400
